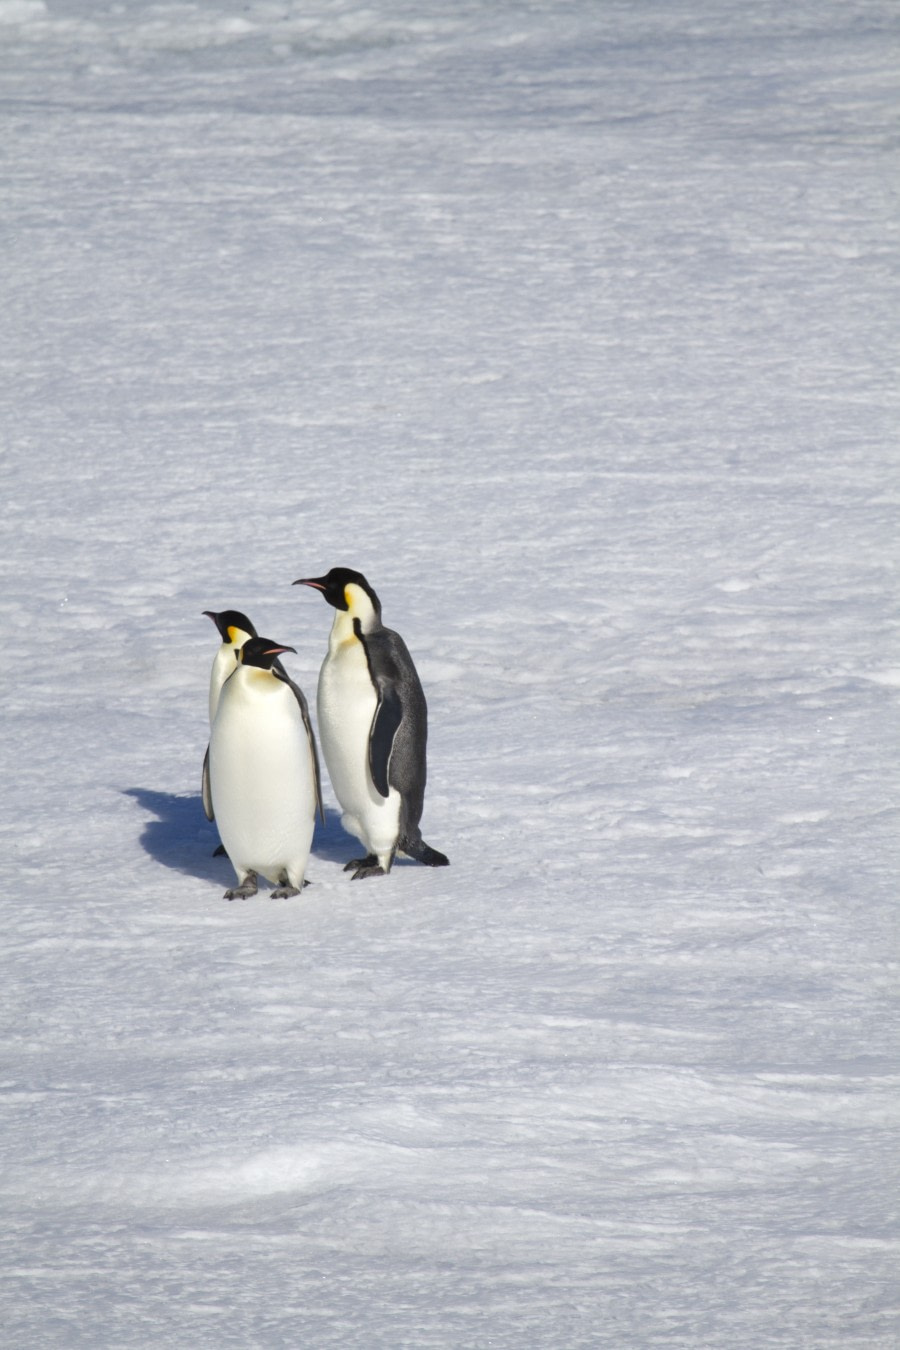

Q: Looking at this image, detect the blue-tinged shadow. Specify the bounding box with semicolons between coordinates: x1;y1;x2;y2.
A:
123;787;353;882
311;805;359;866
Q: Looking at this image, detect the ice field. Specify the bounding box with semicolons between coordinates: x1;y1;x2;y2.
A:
1;1;898;1345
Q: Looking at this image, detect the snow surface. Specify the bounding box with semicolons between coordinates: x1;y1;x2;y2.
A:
1;1;898;1345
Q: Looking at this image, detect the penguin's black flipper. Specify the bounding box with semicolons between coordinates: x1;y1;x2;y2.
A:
274;660;326;824
201;744;215;821
369;685;403;799
352;621;404;799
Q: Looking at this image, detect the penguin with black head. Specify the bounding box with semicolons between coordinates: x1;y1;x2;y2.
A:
294;568;449;879
200;609;258;826
203;609;258;724
208;636;323;900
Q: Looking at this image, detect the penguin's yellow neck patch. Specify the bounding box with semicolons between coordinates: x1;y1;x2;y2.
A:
226;626;246;646
343;582;375;624
245;667;276;687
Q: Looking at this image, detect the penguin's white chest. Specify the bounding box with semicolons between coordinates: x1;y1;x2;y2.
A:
208;644;240;724
209;670;315;886
317;634;400;859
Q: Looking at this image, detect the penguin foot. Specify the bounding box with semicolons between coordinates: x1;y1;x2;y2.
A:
344;854;386;880
343;854;377;873
270;871;310;899
224;871;258;901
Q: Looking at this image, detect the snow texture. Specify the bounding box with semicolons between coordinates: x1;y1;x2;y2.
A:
1;1;898;1346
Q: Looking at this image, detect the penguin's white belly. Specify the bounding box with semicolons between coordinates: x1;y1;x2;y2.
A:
317;639;401;860
209;644;239;724
210;675;315;887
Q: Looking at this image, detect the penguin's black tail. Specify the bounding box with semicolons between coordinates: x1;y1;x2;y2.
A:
401;837;449;868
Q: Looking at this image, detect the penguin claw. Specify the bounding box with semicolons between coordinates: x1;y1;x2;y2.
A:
343;854;378;874
345;856;387;880
224;872;258;901
270;871;311;898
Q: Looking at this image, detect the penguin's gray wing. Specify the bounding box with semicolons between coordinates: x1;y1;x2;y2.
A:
273;660;325;824
358;624;446;866
369;684;403;798
355;623;422;802
201;743;215;821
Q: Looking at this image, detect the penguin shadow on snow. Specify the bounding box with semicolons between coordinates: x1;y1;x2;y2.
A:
124;787;356;884
124;787;230;883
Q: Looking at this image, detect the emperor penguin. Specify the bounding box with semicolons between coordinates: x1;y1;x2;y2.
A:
201;609;258;826
207;636;324;900
203;609;258;724
293;567;449;879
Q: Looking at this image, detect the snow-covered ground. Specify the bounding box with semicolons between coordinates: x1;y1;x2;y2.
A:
1;1;898;1345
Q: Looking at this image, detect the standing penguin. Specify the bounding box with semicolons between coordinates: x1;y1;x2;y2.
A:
203;609;258;724
207;636;324;900
293;567;449;879
201;609;258;825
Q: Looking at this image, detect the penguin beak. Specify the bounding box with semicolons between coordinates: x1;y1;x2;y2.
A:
264;645;296;657
293;578;325;591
